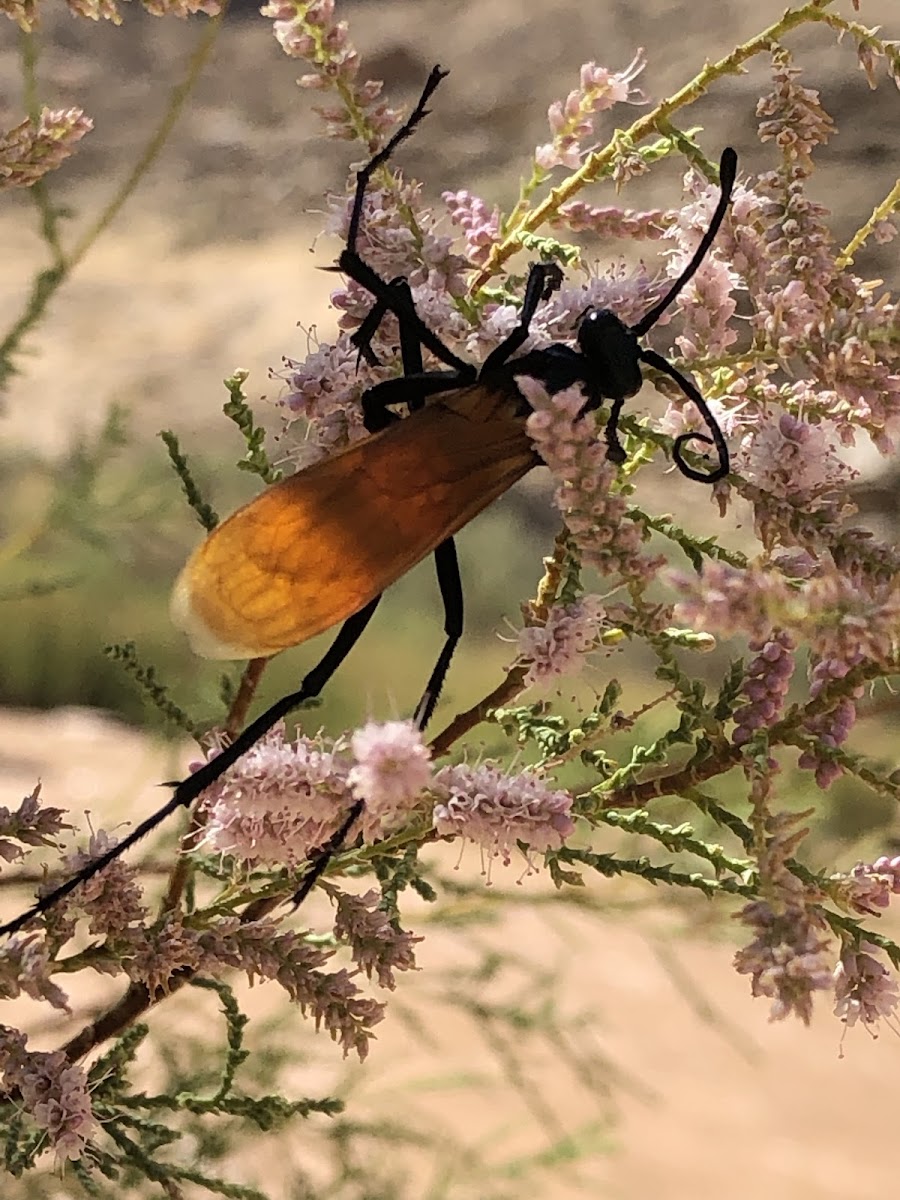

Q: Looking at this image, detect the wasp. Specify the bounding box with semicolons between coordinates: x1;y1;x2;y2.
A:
0;67;736;937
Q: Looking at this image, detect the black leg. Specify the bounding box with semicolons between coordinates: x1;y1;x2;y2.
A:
337;68;471;377
345;66;448;255
288;799;366;910
0;598;384;939
414;536;464;729
359;277;475;429
351;275;414;368
481;262;564;375
603;395;628;465
338;249;472;376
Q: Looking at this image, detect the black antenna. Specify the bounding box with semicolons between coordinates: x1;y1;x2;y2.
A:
630;147;738;483
631;147;738;338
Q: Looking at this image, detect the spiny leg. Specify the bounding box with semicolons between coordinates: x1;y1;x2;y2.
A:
481;262;564;374
345;65;448;255
336;67;470;376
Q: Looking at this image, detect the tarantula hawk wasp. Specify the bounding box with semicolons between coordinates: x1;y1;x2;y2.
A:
0;66;735;938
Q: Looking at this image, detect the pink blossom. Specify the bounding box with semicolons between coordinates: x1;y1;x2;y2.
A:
0;934;71;1012
333;888;421;989
833;942;900;1030
349;720;432;838
535;52;646;170
0;1026;96;1161
327;183;468;297
443;189;501;266
0;783;68;866
432;762;575;868
199;725;355;867
554;202;669;240
798;655;865;789
671;561;788;644
198;917;385;1060
757;47;835;170
832;857;900;917
732;631;796;747
261;0;397;146
733;808;833;1023
517;594;606;687
126;914;204;996
734;412;856;508
541;263;666;337
53;829;147;938
522;379;661;584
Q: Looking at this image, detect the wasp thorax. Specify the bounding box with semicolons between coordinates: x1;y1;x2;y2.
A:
576;308;643;399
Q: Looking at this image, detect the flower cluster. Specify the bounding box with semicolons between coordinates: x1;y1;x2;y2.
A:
733;413;856;519
553;201;669;241
731;631;796;747
733;805;834;1025
0;1026;96;1161
0;108;92;190
833;942;900;1030
673;560;900;669
194;720;575;880
1;0;218;29
333;888;421;990
349;720;432;839
517;594;607;687
832;854;900;918
535;52;647;171
197;917;385;1060
198;725;356;867
0;784;67;865
522;379;660;584
797;655;865;788
757;46;836;170
443;189;501;267
262;0;398;146
432;762;575;871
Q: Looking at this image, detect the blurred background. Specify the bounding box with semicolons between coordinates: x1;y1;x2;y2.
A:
1;2;899;1197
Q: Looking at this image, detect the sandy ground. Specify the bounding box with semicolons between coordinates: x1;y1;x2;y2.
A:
1;706;898;1199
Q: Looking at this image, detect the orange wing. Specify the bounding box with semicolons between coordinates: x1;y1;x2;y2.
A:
170;384;539;658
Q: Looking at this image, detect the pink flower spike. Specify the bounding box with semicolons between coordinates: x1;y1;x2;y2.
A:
833;942;900;1032
535;50;646;171
432;762;575;870
199;724;356;867
0;1027;97;1161
518;594;607;687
